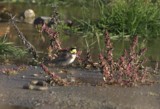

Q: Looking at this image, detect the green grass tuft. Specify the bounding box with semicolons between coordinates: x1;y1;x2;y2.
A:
0;36;27;60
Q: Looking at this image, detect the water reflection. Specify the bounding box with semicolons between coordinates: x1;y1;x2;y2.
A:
1;22;160;62
0;3;160;64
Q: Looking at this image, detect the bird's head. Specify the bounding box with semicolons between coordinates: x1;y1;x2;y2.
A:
70;47;77;54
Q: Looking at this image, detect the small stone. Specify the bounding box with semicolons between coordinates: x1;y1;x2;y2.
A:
148;92;159;96
50;91;55;95
24;9;35;18
85;64;92;69
59;70;64;74
30;80;39;85
22;75;26;78
45;75;48;78
35;86;49;91
28;85;35;90
31;80;48;86
23;84;34;90
33;73;39;77
35;102;41;106
34;66;38;69
23;83;48;91
70;77;76;82
36;81;48;86
59;69;68;74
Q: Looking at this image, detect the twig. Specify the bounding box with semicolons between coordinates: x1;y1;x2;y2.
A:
9;14;38;59
8;13;66;86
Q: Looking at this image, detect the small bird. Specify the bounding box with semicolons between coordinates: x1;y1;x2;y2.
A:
52;47;77;66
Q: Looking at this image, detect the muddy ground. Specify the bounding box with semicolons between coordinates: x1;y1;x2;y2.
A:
0;64;160;109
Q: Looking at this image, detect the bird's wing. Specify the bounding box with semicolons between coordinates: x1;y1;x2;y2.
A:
52;52;71;63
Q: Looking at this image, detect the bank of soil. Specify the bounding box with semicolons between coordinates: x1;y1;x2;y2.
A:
0;65;160;109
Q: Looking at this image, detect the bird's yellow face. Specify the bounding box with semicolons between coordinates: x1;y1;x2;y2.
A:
70;48;77;54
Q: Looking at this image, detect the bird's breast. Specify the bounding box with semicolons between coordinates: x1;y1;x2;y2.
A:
68;54;76;64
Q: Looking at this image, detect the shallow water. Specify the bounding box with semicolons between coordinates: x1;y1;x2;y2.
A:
0;3;160;67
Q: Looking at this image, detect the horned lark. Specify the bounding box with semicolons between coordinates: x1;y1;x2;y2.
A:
52;47;77;66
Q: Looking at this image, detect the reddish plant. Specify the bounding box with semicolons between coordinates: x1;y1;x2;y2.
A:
0;65;28;75
40;63;68;86
41;24;62;52
99;31;148;86
41;5;62;60
83;51;99;69
76;50;99;69
99;53;111;80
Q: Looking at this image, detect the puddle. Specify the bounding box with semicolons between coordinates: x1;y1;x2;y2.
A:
0;3;160;68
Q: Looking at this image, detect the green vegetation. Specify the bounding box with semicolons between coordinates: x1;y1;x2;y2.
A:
0;35;27;60
2;0;160;38
103;0;160;37
0;0;156;85
59;0;160;52
69;0;160;38
1;0;160;61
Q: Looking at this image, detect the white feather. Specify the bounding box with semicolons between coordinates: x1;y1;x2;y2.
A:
68;54;77;64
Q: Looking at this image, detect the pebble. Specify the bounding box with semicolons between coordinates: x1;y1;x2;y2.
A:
23;80;49;91
70;77;76;82
35;102;41;106
34;66;38;69
33;73;39;77
37;81;48;86
30;80;39;84
31;80;48;86
22;75;26;78
23;84;34;90
45;75;48;78
50;91;55;95
40;71;43;74
23;83;48;91
24;9;35;18
35;86;48;91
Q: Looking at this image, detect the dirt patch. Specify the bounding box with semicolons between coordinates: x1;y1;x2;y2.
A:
0;65;160;109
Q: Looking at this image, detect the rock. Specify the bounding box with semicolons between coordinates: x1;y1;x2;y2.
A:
68;77;76;82
45;75;48;78
22;75;26;78
24;9;35;18
30;80;39;84
23;84;34;90
34;86;48;91
23;83;48;91
36;81;48;87
24;9;35;24
31;80;48;87
32;73;39;77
